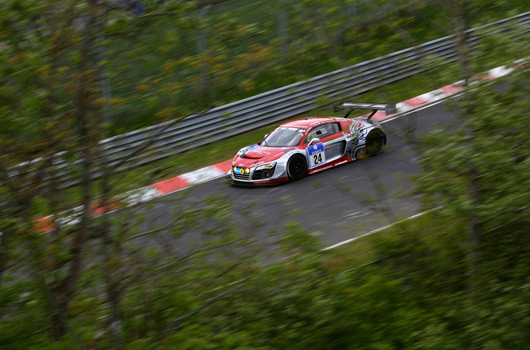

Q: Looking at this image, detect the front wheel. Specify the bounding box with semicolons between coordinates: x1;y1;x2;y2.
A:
287;155;307;180
365;129;385;156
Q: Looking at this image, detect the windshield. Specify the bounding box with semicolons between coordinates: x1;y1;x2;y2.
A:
262;127;306;147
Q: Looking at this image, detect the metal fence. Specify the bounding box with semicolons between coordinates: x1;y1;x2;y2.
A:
12;12;530;187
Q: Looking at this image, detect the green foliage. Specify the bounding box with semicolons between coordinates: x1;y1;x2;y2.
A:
5;0;528;139
419;71;530;226
2;1;530;349
281;221;321;254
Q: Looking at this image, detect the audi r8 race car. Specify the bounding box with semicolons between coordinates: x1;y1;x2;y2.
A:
229;102;396;185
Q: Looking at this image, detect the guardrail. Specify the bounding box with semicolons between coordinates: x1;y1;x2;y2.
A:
12;12;530;188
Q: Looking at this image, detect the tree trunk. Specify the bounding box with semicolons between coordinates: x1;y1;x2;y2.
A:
99;170;124;350
47;5;99;341
50;298;70;340
465;166;481;293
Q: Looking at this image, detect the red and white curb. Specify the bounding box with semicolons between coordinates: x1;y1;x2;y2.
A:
368;61;521;122
151;159;232;195
32;62;523;233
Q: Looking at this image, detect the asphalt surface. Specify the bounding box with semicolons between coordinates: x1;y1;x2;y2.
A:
129;99;461;252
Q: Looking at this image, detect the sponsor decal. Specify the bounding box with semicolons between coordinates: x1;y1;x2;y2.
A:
346;120;368;145
306;142;326;168
277;126;306;133
237;144;260;156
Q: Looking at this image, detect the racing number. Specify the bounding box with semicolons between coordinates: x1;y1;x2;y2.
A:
306;142;326;168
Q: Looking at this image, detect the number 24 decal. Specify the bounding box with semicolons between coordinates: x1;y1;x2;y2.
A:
313;153;323;164
306;142;325;168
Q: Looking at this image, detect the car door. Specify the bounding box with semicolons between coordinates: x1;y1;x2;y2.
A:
304;123;346;167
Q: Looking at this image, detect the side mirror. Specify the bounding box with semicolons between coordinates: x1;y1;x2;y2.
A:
308;138;321;146
259;134;269;146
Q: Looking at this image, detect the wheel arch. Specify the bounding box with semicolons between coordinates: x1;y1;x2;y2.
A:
365;128;386;156
286;153;308;180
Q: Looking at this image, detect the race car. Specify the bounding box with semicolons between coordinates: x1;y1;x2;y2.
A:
230;102;396;185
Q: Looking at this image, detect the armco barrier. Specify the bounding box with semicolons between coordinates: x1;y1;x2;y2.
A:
11;12;530;188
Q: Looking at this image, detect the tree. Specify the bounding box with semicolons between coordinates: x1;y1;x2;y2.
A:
1;0;529;348
0;0;276;347
418;25;529;288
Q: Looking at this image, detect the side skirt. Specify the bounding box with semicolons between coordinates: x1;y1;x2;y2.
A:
307;155;353;175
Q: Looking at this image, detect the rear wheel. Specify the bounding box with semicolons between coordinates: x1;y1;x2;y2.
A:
287;155;307;180
365;129;385;156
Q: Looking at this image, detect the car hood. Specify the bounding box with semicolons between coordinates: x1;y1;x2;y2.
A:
232;145;293;167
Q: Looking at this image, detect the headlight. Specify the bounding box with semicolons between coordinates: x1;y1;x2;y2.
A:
256;162;276;170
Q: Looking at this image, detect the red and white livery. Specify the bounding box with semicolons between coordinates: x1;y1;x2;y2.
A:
230;102;396;185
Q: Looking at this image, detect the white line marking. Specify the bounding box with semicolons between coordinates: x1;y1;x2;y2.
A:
345;210;372;219
322;208;439;250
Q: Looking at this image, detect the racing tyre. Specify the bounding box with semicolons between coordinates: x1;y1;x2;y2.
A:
287;155;307;180
365;129;385;156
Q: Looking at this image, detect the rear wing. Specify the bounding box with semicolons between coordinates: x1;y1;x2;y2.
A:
333;102;396;120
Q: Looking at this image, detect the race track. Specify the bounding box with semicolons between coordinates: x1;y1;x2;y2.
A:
132;99;461;250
